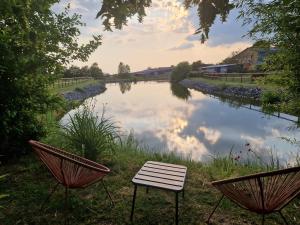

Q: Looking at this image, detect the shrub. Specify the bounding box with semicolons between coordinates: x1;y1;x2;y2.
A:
170;62;191;82
0;1;101;160
62;102;119;161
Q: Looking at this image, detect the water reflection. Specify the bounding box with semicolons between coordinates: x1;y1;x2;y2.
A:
170;83;191;101
62;82;300;162
119;81;132;94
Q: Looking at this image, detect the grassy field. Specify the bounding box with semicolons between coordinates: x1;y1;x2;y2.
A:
49;79;102;94
1;143;299;225
189;77;276;91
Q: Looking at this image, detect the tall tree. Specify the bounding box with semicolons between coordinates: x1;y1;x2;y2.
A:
236;0;300;115
191;60;204;71
80;66;90;77
89;63;103;79
125;64;131;73
170;62;191;82
0;1;101;158
118;62;130;75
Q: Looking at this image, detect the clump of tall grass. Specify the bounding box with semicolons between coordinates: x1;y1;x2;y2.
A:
62;101;119;161
0;173;9;213
204;143;295;181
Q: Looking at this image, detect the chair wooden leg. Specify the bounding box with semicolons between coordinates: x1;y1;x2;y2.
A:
206;195;224;224
40;182;60;211
130;185;137;221
278;211;289;225
101;180;114;207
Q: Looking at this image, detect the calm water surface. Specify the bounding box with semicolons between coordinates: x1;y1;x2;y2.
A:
62;81;300;162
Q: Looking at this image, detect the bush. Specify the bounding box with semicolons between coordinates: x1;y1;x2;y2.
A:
0;1;101;161
62;102;119;161
170;62;191;82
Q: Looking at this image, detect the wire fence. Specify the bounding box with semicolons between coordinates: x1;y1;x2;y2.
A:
190;72;271;83
52;77;93;88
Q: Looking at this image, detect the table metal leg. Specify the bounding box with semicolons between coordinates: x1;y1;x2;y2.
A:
130;185;137;221
175;192;179;225
182;189;184;199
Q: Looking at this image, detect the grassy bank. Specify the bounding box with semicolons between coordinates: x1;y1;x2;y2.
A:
49;79;101;95
189;77;277;91
1;142;299;224
1;79;299;225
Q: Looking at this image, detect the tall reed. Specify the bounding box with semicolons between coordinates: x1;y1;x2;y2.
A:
62;102;119;161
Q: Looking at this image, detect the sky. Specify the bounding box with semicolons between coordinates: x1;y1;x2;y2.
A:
53;0;253;74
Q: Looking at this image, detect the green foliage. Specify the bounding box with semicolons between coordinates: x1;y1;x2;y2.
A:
261;91;281;105
191;60;204;71
89;63;103;79
0;1;101;159
184;0;234;43
64;63;103;79
62;102;119;161
96;0;151;30
170;62;191;82
96;1;233;43
0;174;9;211
236;0;300;116
118;62;130;75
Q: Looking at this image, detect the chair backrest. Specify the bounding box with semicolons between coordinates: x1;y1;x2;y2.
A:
29;140;110;188
212;166;300;213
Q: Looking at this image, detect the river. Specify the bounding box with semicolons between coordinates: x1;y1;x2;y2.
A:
62;81;300;163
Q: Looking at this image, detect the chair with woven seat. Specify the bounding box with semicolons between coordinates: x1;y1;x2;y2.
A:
29;140;114;223
207;166;300;225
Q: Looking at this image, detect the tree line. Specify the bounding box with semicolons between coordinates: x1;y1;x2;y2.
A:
64;63;104;79
1;0;299;161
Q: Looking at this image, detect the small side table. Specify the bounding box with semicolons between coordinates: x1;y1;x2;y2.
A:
130;161;187;225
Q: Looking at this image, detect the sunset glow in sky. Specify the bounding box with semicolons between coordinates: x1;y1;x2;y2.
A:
53;0;253;74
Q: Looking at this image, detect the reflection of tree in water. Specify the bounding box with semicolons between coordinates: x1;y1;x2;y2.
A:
185;0;234;42
170;83;191;101
119;82;132;94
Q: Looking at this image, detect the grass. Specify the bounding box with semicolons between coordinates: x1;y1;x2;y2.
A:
189;77;277;91
1;141;300;225
49;79;101;94
1;78;298;224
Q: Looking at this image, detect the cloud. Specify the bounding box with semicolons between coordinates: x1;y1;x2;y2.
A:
169;42;194;51
185;6;252;47
69;0;89;12
198;127;221;145
186;34;201;42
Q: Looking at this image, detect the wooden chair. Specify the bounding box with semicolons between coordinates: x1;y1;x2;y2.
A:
29;140;114;223
207;166;300;225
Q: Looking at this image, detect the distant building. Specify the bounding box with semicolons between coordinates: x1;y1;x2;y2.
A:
133;67;173;76
229;47;277;71
200;64;243;73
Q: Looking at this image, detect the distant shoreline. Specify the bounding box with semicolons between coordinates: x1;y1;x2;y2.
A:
179;78;262;101
62;83;106;101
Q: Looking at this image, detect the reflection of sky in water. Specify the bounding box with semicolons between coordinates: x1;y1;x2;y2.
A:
62;82;300;162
